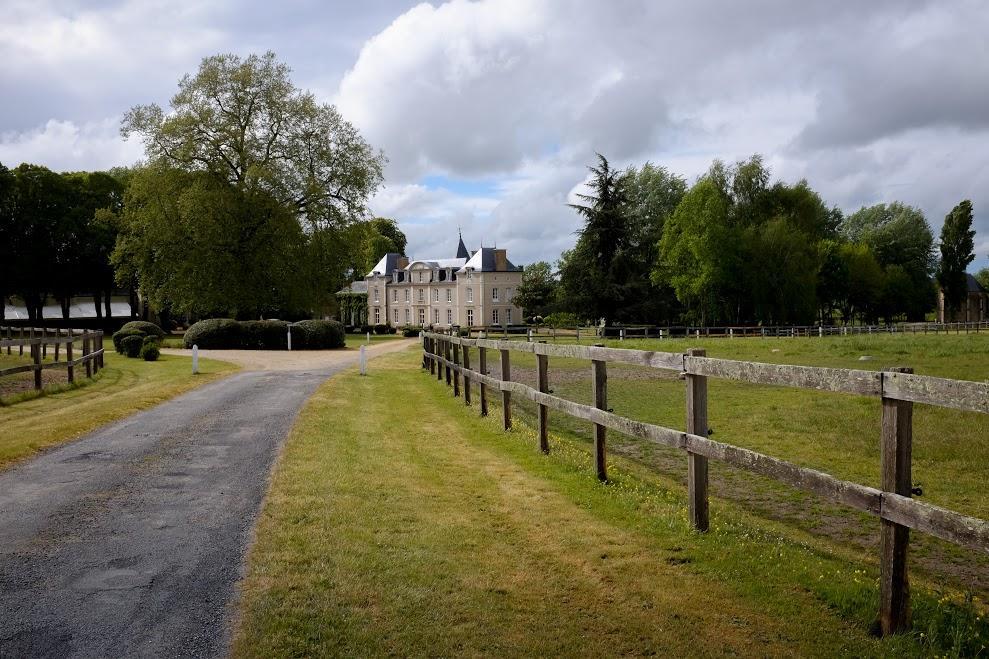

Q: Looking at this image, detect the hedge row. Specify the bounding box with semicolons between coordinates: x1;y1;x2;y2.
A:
183;318;346;350
112;321;165;361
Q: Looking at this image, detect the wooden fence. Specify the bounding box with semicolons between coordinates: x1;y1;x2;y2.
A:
1;326;105;391
452;320;989;342
421;330;989;636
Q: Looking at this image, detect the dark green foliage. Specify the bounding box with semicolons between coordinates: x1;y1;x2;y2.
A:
543;312;581;327
113;328;146;353
358;325;373;335
183;318;242;349
512;261;558;318
119;320;166;338
140;336;161;361
402;326;421;338
121;334;144;358
241;320;289;350
936;200;976;315
291;320;345;349
373;324;389;335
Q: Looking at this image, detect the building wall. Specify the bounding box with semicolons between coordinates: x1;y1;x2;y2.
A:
938;290;988;323
365;265;522;328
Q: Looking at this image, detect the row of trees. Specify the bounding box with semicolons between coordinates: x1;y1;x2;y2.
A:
0;163;127;321
2;52;398;324
515;155;976;326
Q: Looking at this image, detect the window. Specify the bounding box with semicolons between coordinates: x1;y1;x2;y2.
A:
506;308;512;324
492;287;499;301
374;308;380;324
418;289;424;303
492;309;499;325
373;287;379;303
392;289;397;302
418;309;425;325
418;271;424;283
433;289;439;302
447;309;452;324
405;309;410;324
466;287;473;303
405;289;410;302
446;289;452;303
393;308;398;323
433;309;439;324
505;288;512;303
466;269;472;280
467;309;474;326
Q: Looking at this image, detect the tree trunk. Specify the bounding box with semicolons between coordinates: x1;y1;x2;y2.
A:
92;292;103;319
104;289;112;319
61;297;71;319
128;286;139;318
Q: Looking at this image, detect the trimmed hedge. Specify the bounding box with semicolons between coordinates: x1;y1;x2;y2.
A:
119;321;166;339
182;318;345;350
401;326;422;338
140;336;161;361
120;334;144;358
292;320;346;349
112;328;145;353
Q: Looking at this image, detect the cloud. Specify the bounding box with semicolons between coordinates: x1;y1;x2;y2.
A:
0;118;143;171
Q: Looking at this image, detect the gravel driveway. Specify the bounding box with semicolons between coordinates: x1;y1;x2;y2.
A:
0;339;415;658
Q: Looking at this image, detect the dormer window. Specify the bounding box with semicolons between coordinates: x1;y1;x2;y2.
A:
466;269;472;280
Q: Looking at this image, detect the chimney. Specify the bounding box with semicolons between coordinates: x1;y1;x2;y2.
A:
397;256;409;270
494;249;507;271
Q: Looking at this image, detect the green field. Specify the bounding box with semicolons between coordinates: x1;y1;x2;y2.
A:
234;343;989;657
0;340;237;469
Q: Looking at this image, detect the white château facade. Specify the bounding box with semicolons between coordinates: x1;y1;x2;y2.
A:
363;235;524;328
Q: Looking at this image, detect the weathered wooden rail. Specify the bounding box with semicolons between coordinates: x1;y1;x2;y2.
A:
1;326;105;391
421;331;989;636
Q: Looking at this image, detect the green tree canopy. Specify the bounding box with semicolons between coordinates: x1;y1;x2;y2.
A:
936;200;976;313
512;261;558;318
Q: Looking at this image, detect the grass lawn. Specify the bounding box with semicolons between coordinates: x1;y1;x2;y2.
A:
0;339;238;469
233;347;987;657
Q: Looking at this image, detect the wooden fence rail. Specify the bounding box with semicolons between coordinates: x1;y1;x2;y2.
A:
0;326;105;391
421;331;989;637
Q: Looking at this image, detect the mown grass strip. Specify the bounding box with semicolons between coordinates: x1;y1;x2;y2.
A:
234;348;987;657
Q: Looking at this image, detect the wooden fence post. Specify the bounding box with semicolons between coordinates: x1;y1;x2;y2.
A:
536;350;549;452
83;333;92;378
500;348;512;430
429;337;436;375
437;338;444;382
686;348;709;532
98;330;104;370
879;366;914;635
592;353;608;481
452;342;461;397
32;340;42;390
462;345;471;406
478;346;488;416
41;327;47;359
445;339;452;386
54;327;60;362
67;336;74;384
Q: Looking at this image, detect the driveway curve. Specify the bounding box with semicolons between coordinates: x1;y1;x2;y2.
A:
0;339;415;658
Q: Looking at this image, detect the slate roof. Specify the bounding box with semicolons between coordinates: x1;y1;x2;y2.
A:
457;247;522;273
967;273;986;294
367;253;404;277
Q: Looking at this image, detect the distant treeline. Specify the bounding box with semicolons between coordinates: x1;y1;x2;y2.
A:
513;155;976;326
0;163;129;322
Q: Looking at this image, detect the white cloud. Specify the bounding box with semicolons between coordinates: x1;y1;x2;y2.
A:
0;118;143;171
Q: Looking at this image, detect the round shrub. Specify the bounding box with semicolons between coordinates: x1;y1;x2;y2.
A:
140;337;161;361
358;324;373;335
112;328;145;353
183;318;242;349
120;334;144;358
402;326;421;338
291;320;346;349
242;320;289;349
373;323;390;335
119;320;166;339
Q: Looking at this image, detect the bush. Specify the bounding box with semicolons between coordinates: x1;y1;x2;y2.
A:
183;318;242;349
242;320;289;349
119;320;166;339
388;326;397;335
291;320;346;349
120;334;144;358
401;326;422;338
372;323;390;335
543;312;581;328
112;328;145;353
140;336;161;361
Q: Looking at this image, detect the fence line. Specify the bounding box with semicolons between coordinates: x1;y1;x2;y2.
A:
453;320;989;342
1;326;105;391
420;331;989;637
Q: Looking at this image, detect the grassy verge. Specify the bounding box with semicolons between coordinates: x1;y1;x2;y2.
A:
0;340;238;469
233;348;988;657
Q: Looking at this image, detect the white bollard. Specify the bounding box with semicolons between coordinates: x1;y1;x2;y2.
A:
192;344;199;374
819;326;823;337
659;329;664;339
287;325;292;351
729;328;734;339
360;344;367;376
528;328;533;342
695;329;700;339
367;331;371;344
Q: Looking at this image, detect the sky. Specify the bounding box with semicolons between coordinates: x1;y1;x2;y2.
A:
2;0;988;268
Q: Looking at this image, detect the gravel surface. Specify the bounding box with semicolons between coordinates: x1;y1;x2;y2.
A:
0;340;414;658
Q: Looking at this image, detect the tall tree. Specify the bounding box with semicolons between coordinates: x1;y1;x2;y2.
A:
0;163;14;322
936;200;976;315
511;261;558;318
117;52;385;318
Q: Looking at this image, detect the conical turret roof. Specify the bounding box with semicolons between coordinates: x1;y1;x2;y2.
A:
455;230;470;259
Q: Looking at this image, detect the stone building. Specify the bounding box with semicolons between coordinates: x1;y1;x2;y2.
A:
938;273;989;323
340;234;524;329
